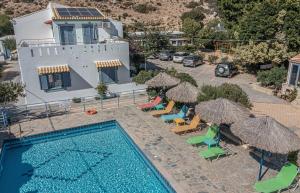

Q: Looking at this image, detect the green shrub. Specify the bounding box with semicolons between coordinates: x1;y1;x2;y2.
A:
3;38;16;51
286;88;297;102
133;3;157;14
198;83;252;108
257;67;287;89
146;88;158;98
96;83;108;96
0;14;13;36
165;67;198;87
181;7;205;22
133;70;157;84
176;73;198;87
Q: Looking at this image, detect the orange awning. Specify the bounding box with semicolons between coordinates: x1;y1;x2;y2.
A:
37;65;70;74
95;59;123;68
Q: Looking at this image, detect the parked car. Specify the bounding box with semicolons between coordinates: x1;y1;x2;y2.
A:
183;55;203;67
215;63;238;78
173;52;189;63
159;50;175;61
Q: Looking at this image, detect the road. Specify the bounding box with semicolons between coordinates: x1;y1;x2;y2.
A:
147;59;286;104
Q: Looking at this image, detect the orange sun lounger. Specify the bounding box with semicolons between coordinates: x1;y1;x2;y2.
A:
150;101;175;116
171;115;200;134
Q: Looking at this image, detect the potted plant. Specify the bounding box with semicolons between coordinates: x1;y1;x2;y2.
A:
72;97;81;103
96;83;108;99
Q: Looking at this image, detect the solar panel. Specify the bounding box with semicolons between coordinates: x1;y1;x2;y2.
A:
56;8;102;18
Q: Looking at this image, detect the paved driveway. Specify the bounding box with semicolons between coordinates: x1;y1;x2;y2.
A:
148;59;286;104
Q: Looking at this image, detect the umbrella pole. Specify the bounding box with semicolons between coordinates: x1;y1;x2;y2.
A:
258;150;264;181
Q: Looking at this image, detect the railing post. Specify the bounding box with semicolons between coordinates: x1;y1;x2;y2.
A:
45;103;49;117
133;90;136;104
117;96;120;108
83;101;86;112
100;97;103;109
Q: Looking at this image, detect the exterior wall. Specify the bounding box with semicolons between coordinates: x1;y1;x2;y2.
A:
13;9;54;45
18;41;130;104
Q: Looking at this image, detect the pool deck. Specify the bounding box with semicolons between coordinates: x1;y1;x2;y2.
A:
1;105;298;193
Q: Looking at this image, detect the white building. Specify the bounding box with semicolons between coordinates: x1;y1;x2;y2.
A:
287;54;300;87
13;3;133;104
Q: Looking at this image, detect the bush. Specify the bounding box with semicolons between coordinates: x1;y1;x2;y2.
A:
165;67;198;87
181;7;205;22
0;15;13;36
176;73;198;87
257;67;287;89
198;83;252;108
286;88;297;102
133;70;157;84
96;83;108;96
133;3;157;14
3;38;16;51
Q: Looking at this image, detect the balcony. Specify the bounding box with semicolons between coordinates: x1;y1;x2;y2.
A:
17;38;128;59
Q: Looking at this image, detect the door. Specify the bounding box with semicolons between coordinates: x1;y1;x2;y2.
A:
289;64;299;86
82;24;94;44
59;25;76;45
100;67;118;84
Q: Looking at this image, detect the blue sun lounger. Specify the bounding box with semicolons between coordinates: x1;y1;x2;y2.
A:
161;105;188;122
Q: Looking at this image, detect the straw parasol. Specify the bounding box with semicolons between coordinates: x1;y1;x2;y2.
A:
166;82;198;103
195;98;252;125
232;116;300;154
145;72;180;88
232;116;300;180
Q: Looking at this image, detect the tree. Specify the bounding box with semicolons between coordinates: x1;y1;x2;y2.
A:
181;7;205;22
237;0;300;52
0;82;25;104
0;15;13;37
3;38;16;51
182;18;202;45
234;41;290;68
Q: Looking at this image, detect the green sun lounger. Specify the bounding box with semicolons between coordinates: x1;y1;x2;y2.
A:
186;125;218;145
254;163;298;193
199;146;226;160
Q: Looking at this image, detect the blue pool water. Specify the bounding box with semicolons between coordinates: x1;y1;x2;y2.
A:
0;120;175;193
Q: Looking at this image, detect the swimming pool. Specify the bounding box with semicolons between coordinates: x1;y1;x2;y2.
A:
0;120;176;193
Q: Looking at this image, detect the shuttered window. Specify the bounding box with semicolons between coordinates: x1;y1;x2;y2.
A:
39;72;71;91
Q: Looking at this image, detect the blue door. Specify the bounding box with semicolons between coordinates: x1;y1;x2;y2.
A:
100;67;118;84
59;25;76;45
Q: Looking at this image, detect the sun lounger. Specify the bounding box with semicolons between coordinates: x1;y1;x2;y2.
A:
137;96;162;110
254;163;298;193
161;105;188;122
186;125;218;145
199;146;226;160
171;115;200;134
150;101;175;116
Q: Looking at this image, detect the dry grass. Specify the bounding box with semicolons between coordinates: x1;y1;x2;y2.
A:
0;0;217;30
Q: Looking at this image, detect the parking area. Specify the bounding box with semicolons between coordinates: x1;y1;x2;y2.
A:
147;59;286;104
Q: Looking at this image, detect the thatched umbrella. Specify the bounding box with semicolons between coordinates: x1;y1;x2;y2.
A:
145;72;180;88
195;98;252;125
166;82;198;103
232;116;300;180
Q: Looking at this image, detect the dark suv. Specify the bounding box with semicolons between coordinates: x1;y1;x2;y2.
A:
215;63;238;78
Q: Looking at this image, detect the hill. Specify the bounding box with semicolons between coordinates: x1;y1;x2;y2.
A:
0;0;217;31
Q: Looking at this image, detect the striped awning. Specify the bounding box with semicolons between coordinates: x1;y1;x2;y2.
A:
37;65;70;75
95;59;123;68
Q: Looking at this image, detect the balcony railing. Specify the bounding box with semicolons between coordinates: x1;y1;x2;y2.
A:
18;37;127;48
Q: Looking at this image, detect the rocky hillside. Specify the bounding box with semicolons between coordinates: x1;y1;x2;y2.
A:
0;0;217;31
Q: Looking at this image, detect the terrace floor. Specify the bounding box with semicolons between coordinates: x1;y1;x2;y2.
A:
1;105;298;193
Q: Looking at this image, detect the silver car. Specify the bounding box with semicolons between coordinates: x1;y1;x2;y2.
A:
159;50;175;61
173;52;189;63
183;55;203;67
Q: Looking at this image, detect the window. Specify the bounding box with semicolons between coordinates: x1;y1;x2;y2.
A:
39;72;71;91
82;24;98;44
59;25;76;45
289;64;299;86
